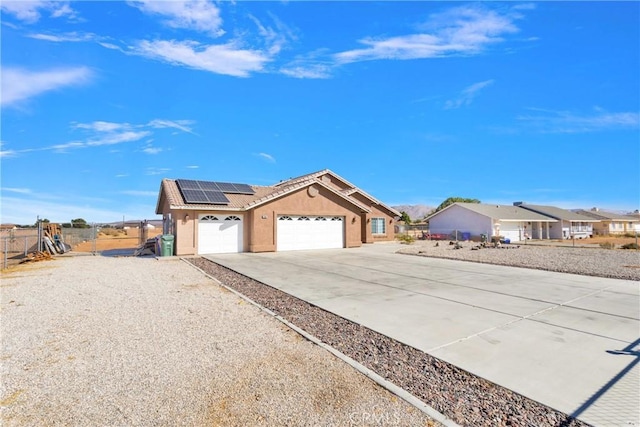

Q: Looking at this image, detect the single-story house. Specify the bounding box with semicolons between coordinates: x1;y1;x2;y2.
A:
425;203;557;242
515;203;599;239
155;169;400;255
574;208;640;235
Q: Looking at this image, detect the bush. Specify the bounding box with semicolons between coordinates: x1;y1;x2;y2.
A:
397;234;415;244
621;243;639;250
599;242;616;249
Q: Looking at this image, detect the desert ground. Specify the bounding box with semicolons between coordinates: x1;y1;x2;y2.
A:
73;229;162;252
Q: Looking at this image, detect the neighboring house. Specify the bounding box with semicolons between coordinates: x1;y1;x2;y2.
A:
515;203;598;239
155;169;399;255
574;208;640;235
425;203;557;242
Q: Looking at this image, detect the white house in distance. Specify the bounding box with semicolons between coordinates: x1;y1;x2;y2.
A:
426;203;557;242
515;203;599;239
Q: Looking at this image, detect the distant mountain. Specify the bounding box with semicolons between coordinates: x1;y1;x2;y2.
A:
392;205;435;222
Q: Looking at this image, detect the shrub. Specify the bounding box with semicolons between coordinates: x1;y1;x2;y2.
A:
621;243;639;250
599;242;616;249
397;234;415;244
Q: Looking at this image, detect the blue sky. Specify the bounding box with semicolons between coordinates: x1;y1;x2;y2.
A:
1;1;639;224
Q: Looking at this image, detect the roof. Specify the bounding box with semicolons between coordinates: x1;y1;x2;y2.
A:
274;169;400;216
518;204;599;222
156;169;398;216
428;203;558;222
574;209;640;222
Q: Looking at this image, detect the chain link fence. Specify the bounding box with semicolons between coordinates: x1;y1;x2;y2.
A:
1;220;159;269
397;225;499;243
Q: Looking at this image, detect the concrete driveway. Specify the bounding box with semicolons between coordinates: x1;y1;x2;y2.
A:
205;243;640;427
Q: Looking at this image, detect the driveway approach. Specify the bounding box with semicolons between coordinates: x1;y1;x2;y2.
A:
205;243;640;427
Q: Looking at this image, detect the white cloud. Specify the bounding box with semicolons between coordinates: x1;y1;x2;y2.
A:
1;187;32;194
186;165;199;169
87;131;152;147
27;31;96;42
0;149;18;158
133;39;270;77
129;0;224;36
0;1;77;23
444;79;494;109
3;119;194;157
145;167;171;176
1;66;93;107
334;5;520;64
73;121;131;132
280;62;333;79
148;119;196;134
142;146;163;155
248;13;294;56
256;152;276;163
517;108;640;133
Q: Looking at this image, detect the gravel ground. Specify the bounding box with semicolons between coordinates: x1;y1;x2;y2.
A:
0;255;437;427
397;241;640;281
187;258;590;427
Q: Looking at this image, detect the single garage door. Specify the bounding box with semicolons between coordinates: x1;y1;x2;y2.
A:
499;223;522;242
198;214;243;254
277;215;344;251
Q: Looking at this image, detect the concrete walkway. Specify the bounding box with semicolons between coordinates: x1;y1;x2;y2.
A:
205;244;639;427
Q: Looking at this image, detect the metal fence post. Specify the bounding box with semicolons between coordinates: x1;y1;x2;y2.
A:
91;223;97;255
4;238;8;270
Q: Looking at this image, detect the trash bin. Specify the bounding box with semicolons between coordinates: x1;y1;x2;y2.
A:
480;233;487;243
160;234;175;256
461;232;471;241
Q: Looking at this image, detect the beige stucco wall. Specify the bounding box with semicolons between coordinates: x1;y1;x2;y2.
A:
249;185;364;252
350;192;396;244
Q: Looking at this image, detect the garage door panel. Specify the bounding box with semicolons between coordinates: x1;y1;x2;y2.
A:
277;215;344;251
499;224;522;242
198;214;243;254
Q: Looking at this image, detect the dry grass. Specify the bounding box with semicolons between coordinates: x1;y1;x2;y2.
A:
73;231;162;252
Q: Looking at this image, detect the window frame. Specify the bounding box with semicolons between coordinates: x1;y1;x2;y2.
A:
371;217;386;235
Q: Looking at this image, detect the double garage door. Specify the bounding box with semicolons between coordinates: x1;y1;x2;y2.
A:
198;214;243;254
277;215;344;251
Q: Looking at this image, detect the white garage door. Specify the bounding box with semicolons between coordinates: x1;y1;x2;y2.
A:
277;215;344;251
499;223;522;242
198;214;243;254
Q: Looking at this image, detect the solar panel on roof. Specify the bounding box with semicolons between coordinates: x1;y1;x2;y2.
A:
231;183;254;194
199;181;221;191
180;189;210;204
175;178;253;205
215;182;238;193
202;190;230;204
176;179;200;190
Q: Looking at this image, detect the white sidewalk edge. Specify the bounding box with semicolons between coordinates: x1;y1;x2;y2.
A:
184;258;461;427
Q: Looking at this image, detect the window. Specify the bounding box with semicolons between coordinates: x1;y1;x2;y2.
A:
371;217;386;234
201;215;218;221
279;216;292;221
225;216;241;221
298;216;310;221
